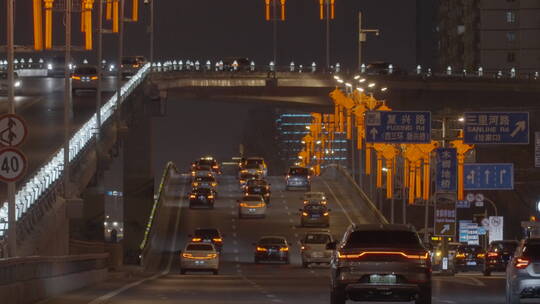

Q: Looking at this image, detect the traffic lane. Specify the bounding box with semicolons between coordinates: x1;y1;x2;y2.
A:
433;273;506;304
16;76;119;95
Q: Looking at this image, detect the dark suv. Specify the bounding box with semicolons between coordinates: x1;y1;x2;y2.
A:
484;240;519;276
285;166;311;191
328;224;431;304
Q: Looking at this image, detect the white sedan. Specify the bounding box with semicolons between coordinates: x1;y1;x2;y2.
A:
180;242;220;275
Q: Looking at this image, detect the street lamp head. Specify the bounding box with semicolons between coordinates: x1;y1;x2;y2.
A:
359;78;366;83
381;87;388;92
345;83;352;87
353;75;360;80
356;87;364;92
337;79;344;84
458;117;465;122
368;82;376;88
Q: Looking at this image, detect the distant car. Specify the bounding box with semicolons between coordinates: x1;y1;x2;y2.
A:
180;242;219;275
364;61;406;76
484;240;519;276
454;244;485;273
328;224;431;304
192;175;217;189
254;236;290;264
223;57;251;71
300;203;330;227
239;172;261;188
47;56;74;77
285;166;311;191
300;231;333;267
0;71;22;95
189;188;216;209
189;228;224;252
243;179;271;204
303;192;327;205
121;56;146;79
192;156;221;174
239;162;264;178
71;65;98;94
240;157;267;176
238;195;266;219
506;238;540;303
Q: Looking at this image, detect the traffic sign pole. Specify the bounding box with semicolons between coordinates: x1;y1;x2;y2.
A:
7;0;17;258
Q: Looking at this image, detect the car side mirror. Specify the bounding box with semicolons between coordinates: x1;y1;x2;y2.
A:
326;241;337;250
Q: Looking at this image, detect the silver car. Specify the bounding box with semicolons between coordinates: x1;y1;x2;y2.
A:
301;231;333;267
238;194;266;219
0;72;22;95
506;238;540;303
303;192;327;205
180;242;220;275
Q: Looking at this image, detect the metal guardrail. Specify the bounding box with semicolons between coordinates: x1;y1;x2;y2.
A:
139;162;178;261
0;63;151;241
322;164;388;225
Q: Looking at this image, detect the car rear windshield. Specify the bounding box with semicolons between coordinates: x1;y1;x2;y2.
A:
186;244;214;251
194;189;212;194
522;243;540;259
194;229;219;238
259;238;286;245
457;246;483;254
305;193;324;200
240;173;259;179
247;180;266;187
490;241;518;253
304;204;326;212
74;67;97;75
195;165;211;170
246;159;263;165
289;167;309;176
305;234;330;244
245;163;261;169
197;159;215;166
197;176;215;182
122;58;139;64
243;195;262;201
344;230;422;249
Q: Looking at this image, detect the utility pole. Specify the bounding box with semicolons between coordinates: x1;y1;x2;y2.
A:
150;0;155;64
325;0;330;70
7;0;16;257
117;0;124;109
64;0;73;199
96;0;104;139
272;0;278;66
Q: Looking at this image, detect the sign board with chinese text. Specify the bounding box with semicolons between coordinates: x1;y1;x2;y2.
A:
459;221;479;245
488;216;504;242
434;193;456;237
464;112;529;144
436;148;457;192
365;111;431;143
464;163;514;190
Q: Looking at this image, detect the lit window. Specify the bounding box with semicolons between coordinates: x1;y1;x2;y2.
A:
506;11;516;23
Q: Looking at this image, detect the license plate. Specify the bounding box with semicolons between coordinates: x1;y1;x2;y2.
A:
312;252;323;258
249;208;256;212
203;239;211;243
195;261;205;265
311;215;320;218
466;261;477;266
369;274;396;284
199;196;204;200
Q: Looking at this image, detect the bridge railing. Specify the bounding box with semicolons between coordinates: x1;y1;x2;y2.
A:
139;161;178;267
0;64;151;250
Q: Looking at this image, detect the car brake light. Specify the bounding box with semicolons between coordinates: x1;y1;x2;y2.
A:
477;253;485;258
208;195;214;199
280;247;289;252
189;194;196;199
191;237;202;242
256;246;268;252
456;253;465;258
213;238;222;243
302;212;309;216
71;75;81;80
338;251;429;260
91;76;98;80
323;212;329;216
487;252;499;258
515;258;530;269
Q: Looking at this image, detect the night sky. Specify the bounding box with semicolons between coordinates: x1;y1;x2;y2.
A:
1;0;424;70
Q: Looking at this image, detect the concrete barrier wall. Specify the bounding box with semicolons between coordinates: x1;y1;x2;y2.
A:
0;254;108;304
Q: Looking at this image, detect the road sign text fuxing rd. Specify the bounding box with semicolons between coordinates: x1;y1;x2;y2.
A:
365;111;431;143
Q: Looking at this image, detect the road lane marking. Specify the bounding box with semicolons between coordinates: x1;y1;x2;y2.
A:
322;179;354;225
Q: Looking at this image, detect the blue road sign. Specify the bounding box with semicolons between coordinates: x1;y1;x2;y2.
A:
365;111;431;143
436;148;457;192
464;112;529;144
464;163;514;190
456;200;470;208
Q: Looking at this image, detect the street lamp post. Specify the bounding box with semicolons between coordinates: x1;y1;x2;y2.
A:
117;0;124;110
6;0;16;257
358;12;380;71
64;0;73;199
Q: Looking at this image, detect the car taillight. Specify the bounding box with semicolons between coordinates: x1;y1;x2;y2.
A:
256;246;267;252
477;253;485;258
189;194;196;199
302;212;309;216
515;258;530;269
301;245;310;250
280;247;289;252
323;212;329;216
338;251;429;261
213;238;222;243
456;253;465;259
208;195;214;199
487;252;499;258
191;237;202;242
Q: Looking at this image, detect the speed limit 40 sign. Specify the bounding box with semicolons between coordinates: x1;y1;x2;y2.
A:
0;148;27;182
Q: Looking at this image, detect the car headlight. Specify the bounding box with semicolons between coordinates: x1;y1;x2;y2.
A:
47;63;53;70
14;81;21;88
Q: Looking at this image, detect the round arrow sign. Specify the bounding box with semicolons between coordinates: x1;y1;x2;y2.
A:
0;114;28;147
0;148;27;182
466;193;475;203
